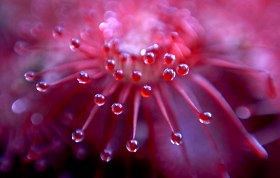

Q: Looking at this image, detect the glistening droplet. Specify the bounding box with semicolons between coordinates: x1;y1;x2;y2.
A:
113;69;124;80
145;44;159;53
162;68;176;81
52;26;63;38
77;71;89;84
126;139;139;152
94;94;105;106
100;149;112;162
36;82;49;92
141;85;152;97
111;103;123;115
171;32;179;41
176;64;189;76
11;98;28;114
70;38;80;51
103;43;110;53
105;59;116;72
163;53;176;65
71;129;85;143
143;52;155;64
24;71;36;82
235;106;251;119
131;70;142;82
199;112;213;124
171;132;183;146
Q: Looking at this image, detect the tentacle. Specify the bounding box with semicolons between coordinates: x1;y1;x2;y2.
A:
201;58;276;98
191;74;268;159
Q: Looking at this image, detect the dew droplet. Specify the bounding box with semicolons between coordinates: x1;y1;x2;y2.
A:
131;70;142;82
236;106;251;119
24;71;36;82
14;40;29;55
70;38;80;51
36;82;49;92
170;132;183;146
103;43;110;53
52;26;63;38
113;69;124;80
143;52;155;64
11;98;28;114
141;85;152;97
140;49;146;56
105;59;116;72
176;64;189;76
145;44;159;53
30;113;44;125
199;112;213;124
77;71;89;84
162;68;176;81
126;139;139;153
111;103;123;115
163;53;176;65
171;32;179;41
94;94;105;106
110;39;119;52
100;149;112;162
119;53;129;62
71;129;85;143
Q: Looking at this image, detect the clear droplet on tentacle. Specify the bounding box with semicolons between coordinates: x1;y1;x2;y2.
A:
70;38;80;51
52;26;63;38
111;103;123;115
71;129;85;143
126;139;139;153
113;69;124;80
143;52;155;64
100;149;112;162
131;70;142;82
163;53;176;65
163;68;176;81
198;112;213;124
176;64;189;76
141;85;152;97
24;71;36;82
170;132;183;146
94;94;105;106
105;59;116;72
36;82;49;92
77;71;89;84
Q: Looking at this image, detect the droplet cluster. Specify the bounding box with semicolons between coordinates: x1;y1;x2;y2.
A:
23;4;217;164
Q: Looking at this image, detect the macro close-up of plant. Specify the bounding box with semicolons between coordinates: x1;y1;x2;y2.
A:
1;0;280;178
